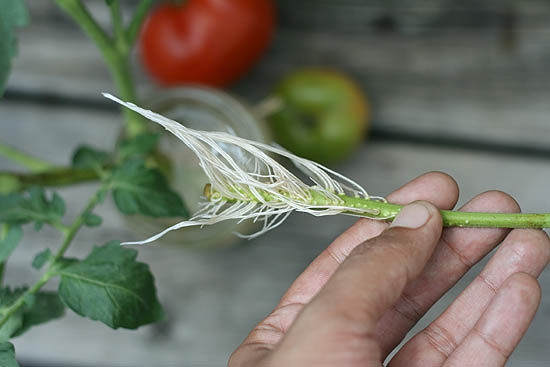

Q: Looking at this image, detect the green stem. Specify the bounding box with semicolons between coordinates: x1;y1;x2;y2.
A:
108;0;126;48
0;166;104;193
0;263;4;286
52;186;107;262
338;195;550;228
0;184;108;329
205;185;550;229
0;142;54;172
126;0;154;45
54;0;147;137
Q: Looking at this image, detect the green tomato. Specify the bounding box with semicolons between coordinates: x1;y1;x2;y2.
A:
267;68;369;164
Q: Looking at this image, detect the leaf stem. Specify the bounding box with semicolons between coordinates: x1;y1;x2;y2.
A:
0;184;108;329
108;0;127;50
54;0;147;137
0;142;54;172
52;186;107;262
0;263;4;286
126;0;154;45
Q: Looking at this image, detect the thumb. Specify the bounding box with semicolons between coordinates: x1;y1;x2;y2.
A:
279;201;443;350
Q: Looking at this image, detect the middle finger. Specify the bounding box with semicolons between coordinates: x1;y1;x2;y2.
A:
375;190;521;357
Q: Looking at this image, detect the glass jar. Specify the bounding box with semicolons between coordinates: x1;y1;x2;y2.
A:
124;86;270;249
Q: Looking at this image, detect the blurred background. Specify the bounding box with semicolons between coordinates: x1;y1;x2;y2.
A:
1;0;550;366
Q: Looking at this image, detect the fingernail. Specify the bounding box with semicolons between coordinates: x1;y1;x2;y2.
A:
390;202;431;229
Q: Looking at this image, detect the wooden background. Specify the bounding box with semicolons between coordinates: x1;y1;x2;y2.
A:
2;1;550;366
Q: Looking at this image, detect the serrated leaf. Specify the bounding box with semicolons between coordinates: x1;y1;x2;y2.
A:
118;132;160;161
83;212;102;227
0;288;26;341
11;292;65;338
0;224;22;263
71;145;109;170
110;159;188;218
31;248;51;269
0;0;29;96
58;241;163;329
0;187;65;227
0;342;19;367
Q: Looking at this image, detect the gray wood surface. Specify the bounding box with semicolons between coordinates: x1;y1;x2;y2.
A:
7;1;550;151
1;103;549;366
2;1;550;366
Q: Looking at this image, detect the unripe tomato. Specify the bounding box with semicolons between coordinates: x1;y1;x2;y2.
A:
268;69;370;164
139;0;275;87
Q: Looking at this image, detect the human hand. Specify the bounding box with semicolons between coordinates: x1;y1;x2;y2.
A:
229;172;550;367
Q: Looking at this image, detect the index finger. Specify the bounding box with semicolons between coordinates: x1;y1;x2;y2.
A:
278;171;459;307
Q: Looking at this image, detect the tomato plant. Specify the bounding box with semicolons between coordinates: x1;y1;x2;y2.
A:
139;0;275;87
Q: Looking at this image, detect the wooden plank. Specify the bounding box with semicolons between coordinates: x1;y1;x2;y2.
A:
5;1;550;150
1;102;550;365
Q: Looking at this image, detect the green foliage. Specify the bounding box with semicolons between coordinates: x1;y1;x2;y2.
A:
0;288;65;340
0;288;26;340
110;158;189;218
0;187;65;227
58;241;163;329
71;145;110;170
31;249;51;270
118;132;160;161
0;0;28;95
0;342;18;367
11;292;65;338
0;0;169;357
0;225;22;263
83;212;102;227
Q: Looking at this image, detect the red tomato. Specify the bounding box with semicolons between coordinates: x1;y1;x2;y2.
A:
139;0;275;87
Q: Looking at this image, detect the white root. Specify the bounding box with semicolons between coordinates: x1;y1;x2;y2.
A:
103;93;387;245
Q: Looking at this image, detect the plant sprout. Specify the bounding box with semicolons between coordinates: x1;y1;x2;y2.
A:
103;94;550;246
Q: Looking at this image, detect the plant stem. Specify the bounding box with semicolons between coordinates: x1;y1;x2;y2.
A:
337;195;550;228
205;184;550;229
127;0;154;45
0;142;54;172
108;0;126;48
52;186;107;262
0;263;5;287
54;0;147;137
0;184;108;329
0;166;105;193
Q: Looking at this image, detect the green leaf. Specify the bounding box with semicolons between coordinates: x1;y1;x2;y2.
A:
0;224;22;263
110;159;188;218
0;0;29;96
11;292;65;337
0;288;65;339
58;241;163;329
0;342;19;367
118;132;160;161
31;248;51;270
71;145;109;170
0;288;26;341
83;212;102;227
0;187;65;227
0;0;28;29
